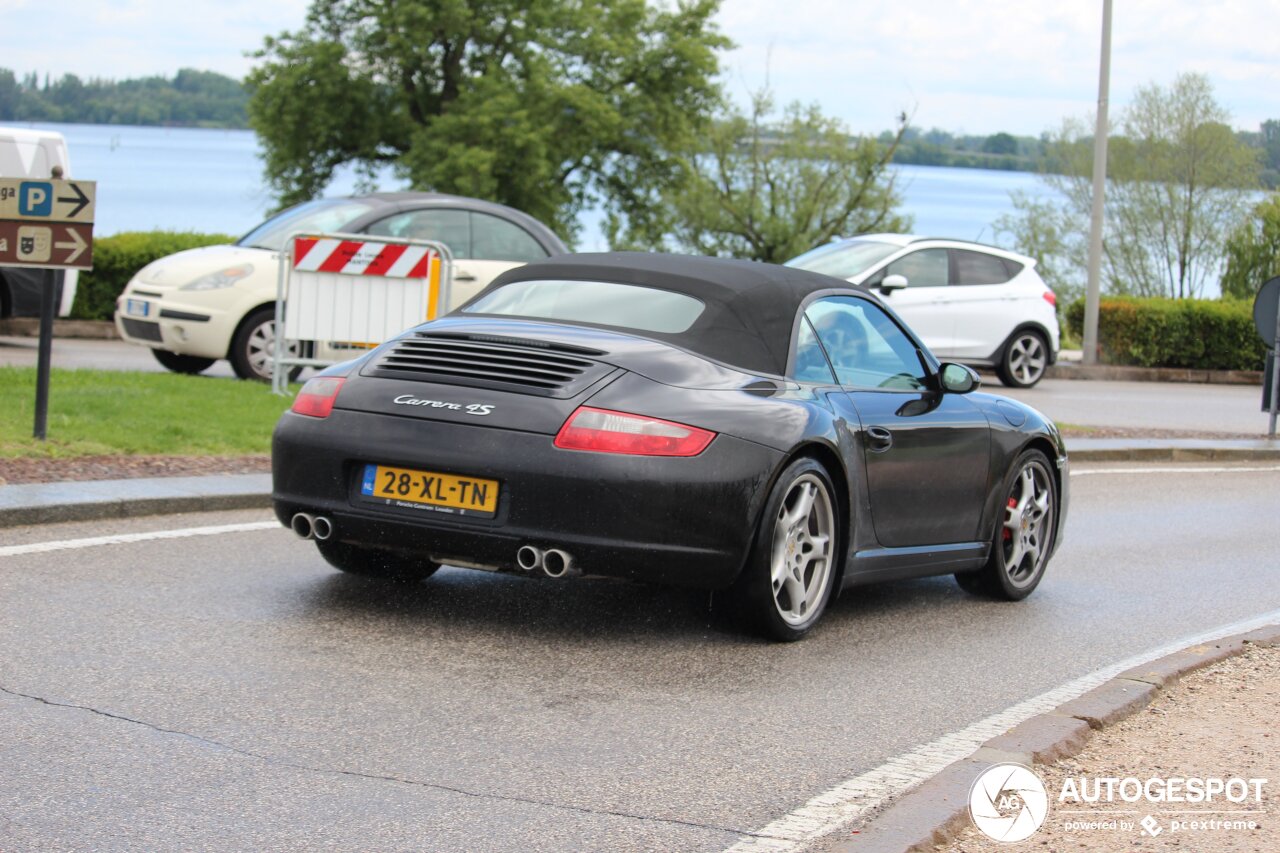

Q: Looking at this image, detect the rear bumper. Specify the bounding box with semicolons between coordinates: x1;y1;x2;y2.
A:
272;409;784;589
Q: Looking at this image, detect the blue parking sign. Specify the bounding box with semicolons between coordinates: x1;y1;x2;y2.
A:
19;182;52;217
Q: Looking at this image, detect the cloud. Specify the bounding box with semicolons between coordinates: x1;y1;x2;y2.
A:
714;0;1280;134
0;0;309;81
1;0;1275;135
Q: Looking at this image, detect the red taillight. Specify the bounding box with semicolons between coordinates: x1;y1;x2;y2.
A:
554;407;716;457
1042;290;1057;307
291;377;345;418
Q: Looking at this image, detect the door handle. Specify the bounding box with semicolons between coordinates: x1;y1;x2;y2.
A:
453;272;477;281
866;426;894;452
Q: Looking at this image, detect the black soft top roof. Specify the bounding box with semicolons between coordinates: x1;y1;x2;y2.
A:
474;252;864;376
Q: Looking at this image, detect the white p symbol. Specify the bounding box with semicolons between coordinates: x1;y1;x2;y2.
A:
19;183;51;215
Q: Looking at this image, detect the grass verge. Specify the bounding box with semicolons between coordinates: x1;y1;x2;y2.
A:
1;367;294;458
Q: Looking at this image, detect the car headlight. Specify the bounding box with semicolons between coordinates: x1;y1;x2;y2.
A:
181;265;254;291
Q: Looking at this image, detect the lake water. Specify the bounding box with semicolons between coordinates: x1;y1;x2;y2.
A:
11;122;1056;250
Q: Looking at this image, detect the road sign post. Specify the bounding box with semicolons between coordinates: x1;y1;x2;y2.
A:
33;269;56;439
1271;304;1279;438
1252;276;1280;437
0;177;96;439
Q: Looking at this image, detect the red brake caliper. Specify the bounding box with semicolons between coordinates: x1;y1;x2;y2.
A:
1003;497;1017;540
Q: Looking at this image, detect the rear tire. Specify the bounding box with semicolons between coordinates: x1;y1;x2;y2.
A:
996;330;1049;388
956;449;1056;600
230;306;301;383
729;457;840;641
152;348;215;375
315;537;440;583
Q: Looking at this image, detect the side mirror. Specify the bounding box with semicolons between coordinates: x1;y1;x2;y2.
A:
939;362;981;394
879;274;908;294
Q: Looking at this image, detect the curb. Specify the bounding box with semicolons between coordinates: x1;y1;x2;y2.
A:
1046;362;1262;386
0;493;271;528
0;318;118;339
1065;445;1280;462
823;624;1280;853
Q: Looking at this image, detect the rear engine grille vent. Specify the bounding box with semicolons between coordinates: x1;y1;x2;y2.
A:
366;333;615;397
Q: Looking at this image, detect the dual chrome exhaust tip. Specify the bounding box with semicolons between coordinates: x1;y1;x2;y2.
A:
516;545;580;578
290;512;332;541
291;517;576;579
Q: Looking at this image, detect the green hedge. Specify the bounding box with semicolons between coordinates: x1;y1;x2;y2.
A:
72;231;236;321
1066;297;1267;371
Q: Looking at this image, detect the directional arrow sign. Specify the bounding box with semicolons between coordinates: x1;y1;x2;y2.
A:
56;182;92;219
0;178;96;224
0;220;95;270
54;226;89;265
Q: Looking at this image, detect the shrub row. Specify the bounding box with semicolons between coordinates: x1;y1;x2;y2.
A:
72;231;236;321
1065;297;1267;372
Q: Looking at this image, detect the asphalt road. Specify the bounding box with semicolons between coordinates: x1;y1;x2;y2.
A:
1;334;241;379
2;463;1278;851
1;335;1270;434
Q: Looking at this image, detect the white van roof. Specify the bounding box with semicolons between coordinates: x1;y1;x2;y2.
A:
0;126;72;178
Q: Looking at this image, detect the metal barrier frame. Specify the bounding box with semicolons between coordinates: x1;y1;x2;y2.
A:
271;231;454;394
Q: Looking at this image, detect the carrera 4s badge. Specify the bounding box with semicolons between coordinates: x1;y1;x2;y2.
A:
393;395;495;416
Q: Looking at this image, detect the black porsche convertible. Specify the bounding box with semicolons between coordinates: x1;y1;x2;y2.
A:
272;253;1068;640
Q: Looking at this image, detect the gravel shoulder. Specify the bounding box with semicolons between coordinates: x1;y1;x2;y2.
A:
946;643;1280;852
0;454;270;485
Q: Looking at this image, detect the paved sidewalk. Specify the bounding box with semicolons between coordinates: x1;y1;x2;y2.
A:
0;473;270;527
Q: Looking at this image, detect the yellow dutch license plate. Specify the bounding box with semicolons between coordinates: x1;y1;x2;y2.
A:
360;464;499;516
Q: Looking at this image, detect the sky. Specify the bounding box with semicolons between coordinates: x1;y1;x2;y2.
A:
2;0;1278;137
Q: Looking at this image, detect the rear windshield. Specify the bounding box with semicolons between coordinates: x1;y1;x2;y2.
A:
463;279;705;333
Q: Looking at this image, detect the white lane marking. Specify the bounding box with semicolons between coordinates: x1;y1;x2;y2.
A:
0;521;281;558
1072;465;1280;477
723;608;1280;852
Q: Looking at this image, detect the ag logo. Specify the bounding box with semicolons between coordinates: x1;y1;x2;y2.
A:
968;763;1049;842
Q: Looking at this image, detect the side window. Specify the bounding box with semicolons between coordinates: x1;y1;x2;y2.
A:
805;297;929;390
363;209;473;258
954;249;1014;285
883;248;949;287
470;212;549;262
792;316;837;384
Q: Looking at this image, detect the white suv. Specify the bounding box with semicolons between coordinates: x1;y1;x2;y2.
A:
786;235;1060;387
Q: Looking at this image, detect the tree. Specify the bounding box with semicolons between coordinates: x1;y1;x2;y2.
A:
982;132;1017;156
610;89;911;263
1221;194;1280;300
997;73;1260;299
245;0;728;242
993;189;1081;305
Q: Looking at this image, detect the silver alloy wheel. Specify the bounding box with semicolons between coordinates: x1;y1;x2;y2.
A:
1006;333;1047;386
244;317;296;380
1000;461;1053;588
769;473;835;625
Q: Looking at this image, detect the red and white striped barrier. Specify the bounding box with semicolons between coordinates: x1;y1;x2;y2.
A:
292;236;436;278
272;232;453;393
